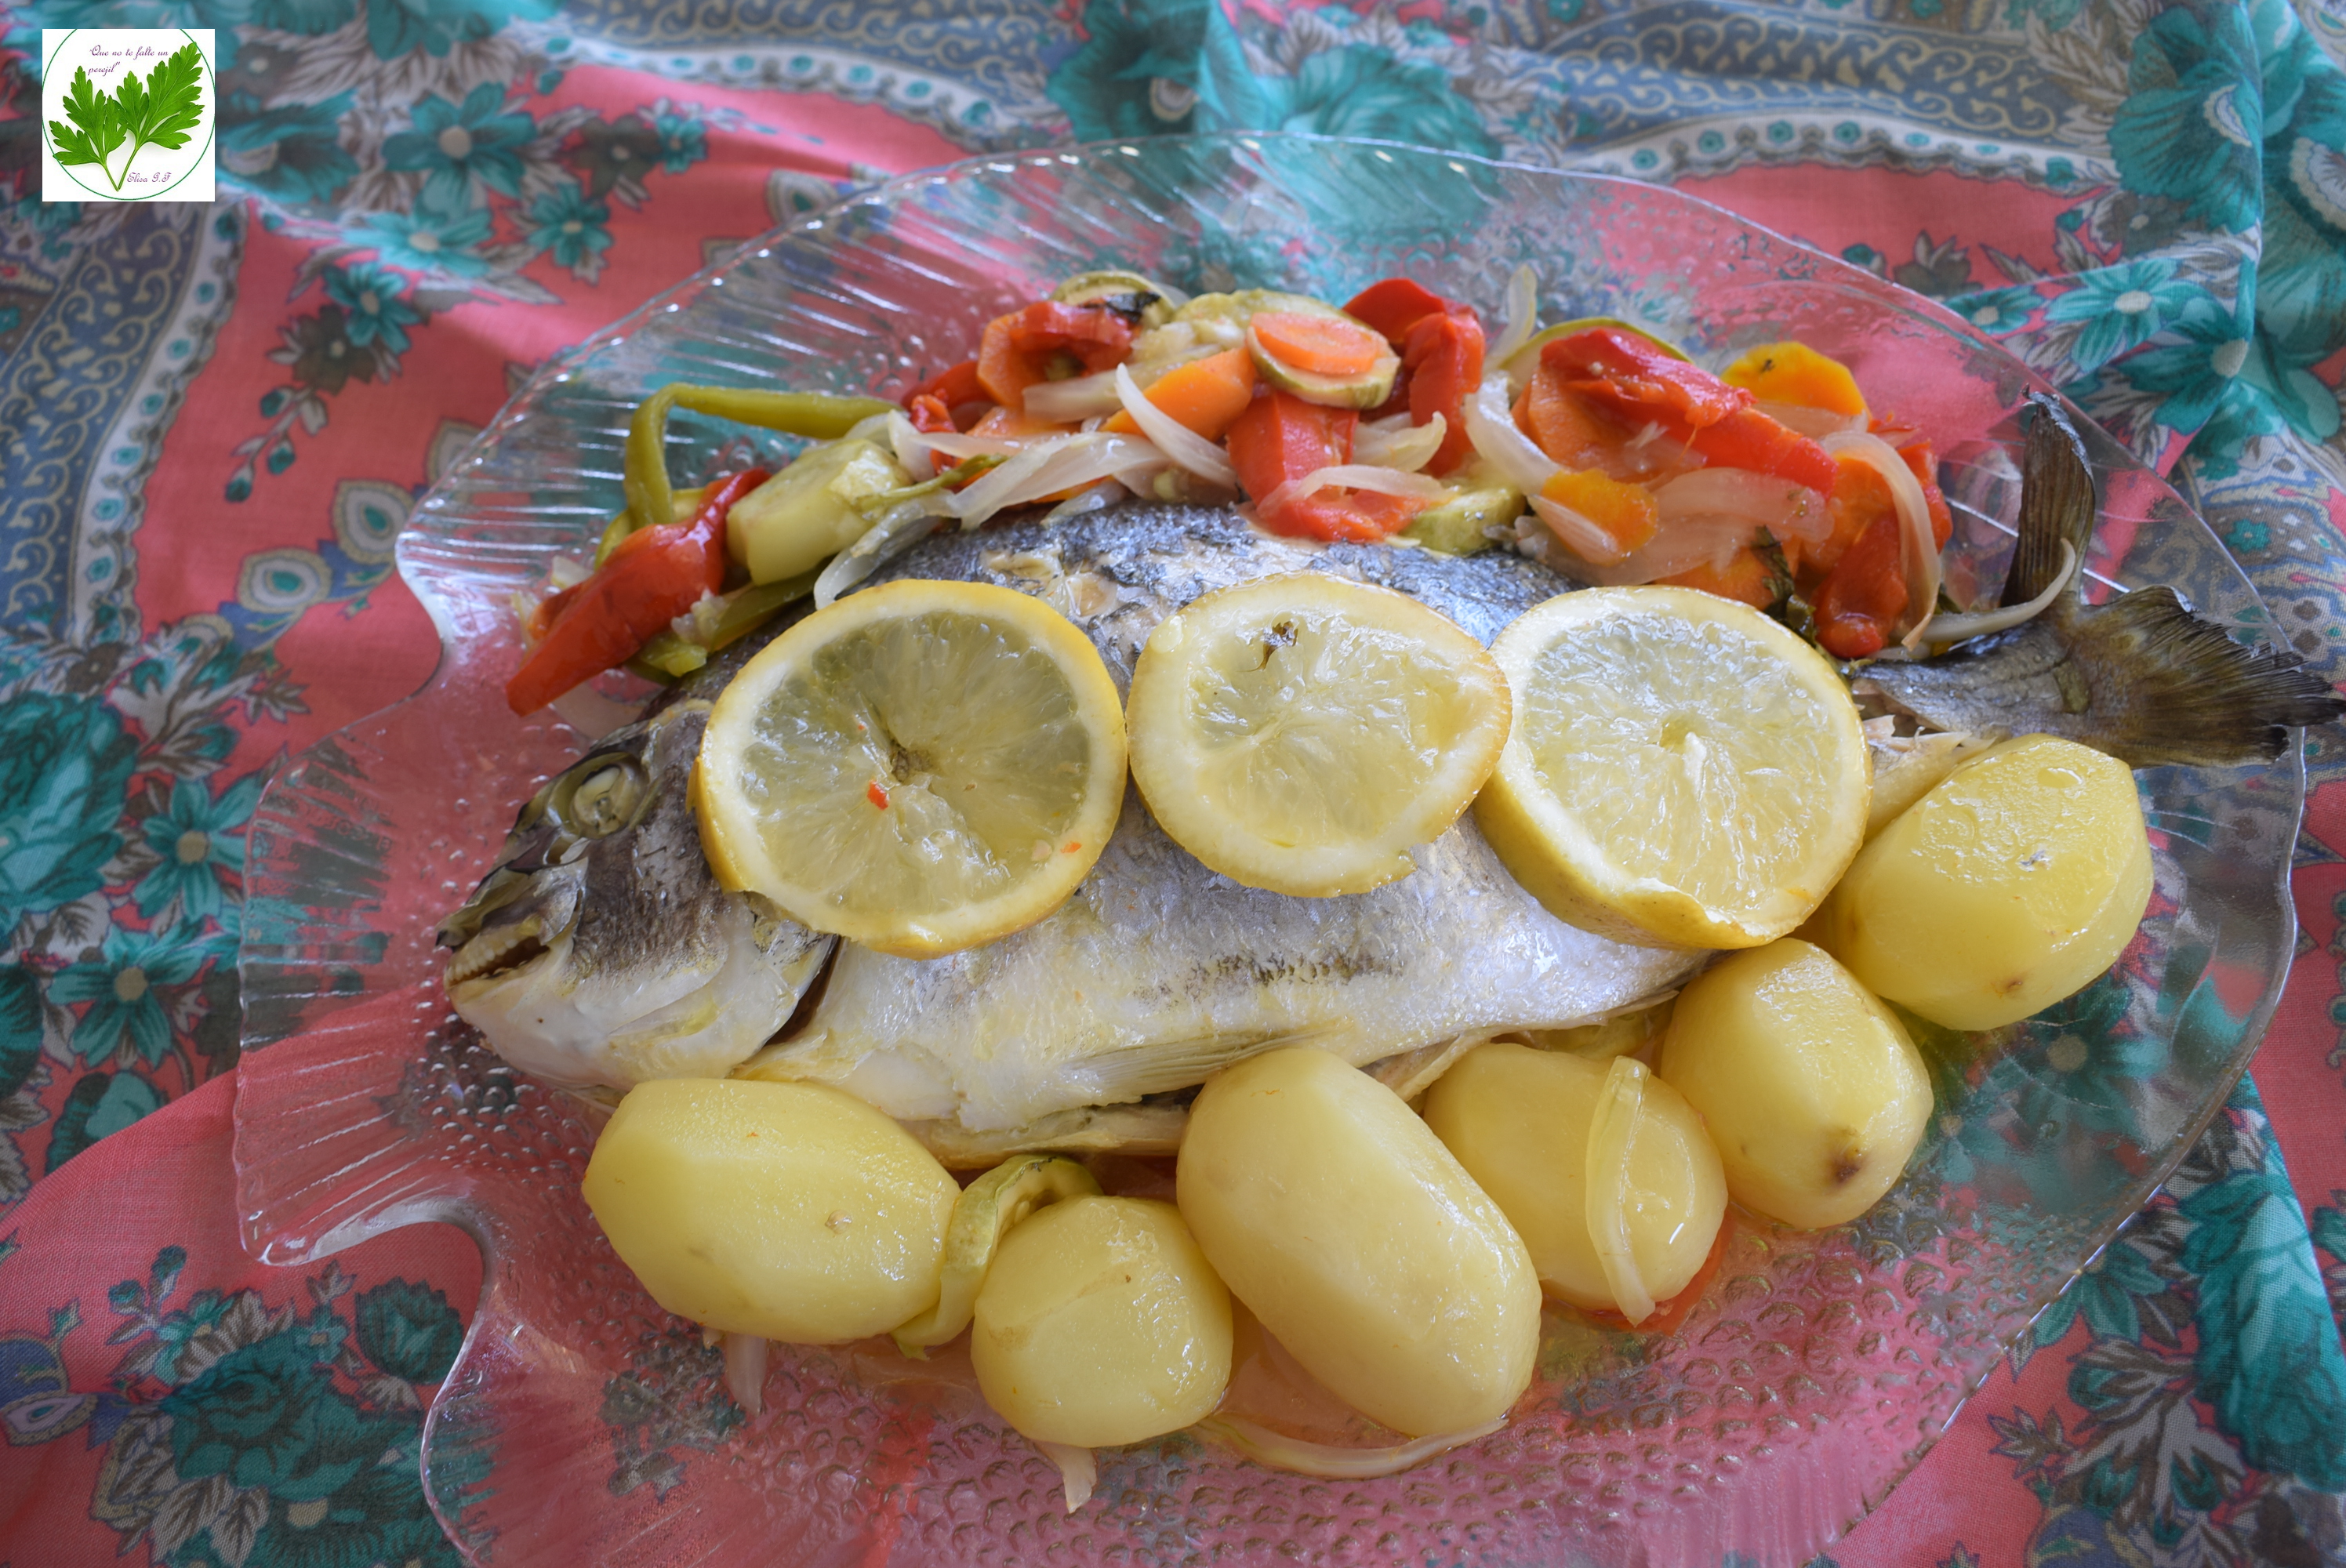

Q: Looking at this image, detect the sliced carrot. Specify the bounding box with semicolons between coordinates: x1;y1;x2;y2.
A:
1520;368;1635;472
1102;347;1258;439
1250;311;1385;377
1659;546;1777;608
1721;341;1866;417
1540;468;1661;558
975;313;1040;408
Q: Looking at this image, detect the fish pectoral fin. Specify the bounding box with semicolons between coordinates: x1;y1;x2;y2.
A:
1865;730;1997;837
1066;1021;1352;1104
2070;586;2346;768
1366;1029;1502;1104
903;1103;1191;1169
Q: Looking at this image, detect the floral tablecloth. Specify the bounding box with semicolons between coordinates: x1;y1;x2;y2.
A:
2;0;2345;1562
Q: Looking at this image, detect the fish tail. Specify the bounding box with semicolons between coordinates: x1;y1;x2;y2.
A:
2075;586;2344;768
2003;393;2097;608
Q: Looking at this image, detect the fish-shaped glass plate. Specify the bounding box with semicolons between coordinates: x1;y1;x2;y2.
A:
234;134;2308;1568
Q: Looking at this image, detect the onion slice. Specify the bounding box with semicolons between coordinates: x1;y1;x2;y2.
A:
1465;375;1560;494
1822;430;1941;649
1259;463;1447;521
1487;263;1540;367
885;412;936;483
1526;494;1629;567
1195;1414;1506;1479
1653;467;1832;544
812;494;951;608
1022;368;1126;424
1114;364;1237;490
721;1333;768;1417
946;434;1160;528
1041;479;1125;523
1923;539;2077;648
1354;412;1446;474
1572;512;1762;586
1755;399;1866;440
1585;1055;1657;1327
912;430;1028;460
1034;1440;1095;1512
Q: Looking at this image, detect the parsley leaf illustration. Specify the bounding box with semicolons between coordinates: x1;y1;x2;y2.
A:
49;65;123;172
112;65;150;160
52;43;207;192
133;43;207;151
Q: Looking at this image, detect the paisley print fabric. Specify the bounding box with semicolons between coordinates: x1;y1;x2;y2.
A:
1;0;2344;1561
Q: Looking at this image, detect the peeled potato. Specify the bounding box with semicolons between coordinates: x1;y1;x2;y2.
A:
582;1078;958;1343
1658;938;1930;1229
1423;1041;1724;1319
1176;1047;1538;1438
971;1196;1232;1447
1815;734;2152;1030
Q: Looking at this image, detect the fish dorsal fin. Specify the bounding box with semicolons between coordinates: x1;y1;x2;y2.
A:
2072;586;2345;767
2003;394;2097;609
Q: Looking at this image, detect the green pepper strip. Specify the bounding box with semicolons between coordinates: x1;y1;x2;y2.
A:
624;566;823;684
621;387;898;543
853;452;1005;515
593;485;706;567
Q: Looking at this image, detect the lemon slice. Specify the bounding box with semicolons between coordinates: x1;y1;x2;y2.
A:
1473;586;1866;949
1125;573;1512;897
696;579;1127;957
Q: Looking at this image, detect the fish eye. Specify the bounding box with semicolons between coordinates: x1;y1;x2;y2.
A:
559;758;648;838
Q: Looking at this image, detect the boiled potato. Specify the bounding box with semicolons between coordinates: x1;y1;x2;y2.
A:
1176;1047;1538;1438
582;1078;957;1343
723;437;906;585
1423;1042;1723;1318
971;1196;1231;1447
1658;938;1930;1229
1815;734;2152;1030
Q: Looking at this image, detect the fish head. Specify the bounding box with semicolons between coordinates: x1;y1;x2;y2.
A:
438;722;661;983
439;702;833;1087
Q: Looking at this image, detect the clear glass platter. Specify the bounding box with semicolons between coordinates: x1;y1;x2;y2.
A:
234;132;2307;1568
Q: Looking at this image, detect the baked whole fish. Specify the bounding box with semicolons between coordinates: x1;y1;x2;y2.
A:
443;505;1705;1118
440;414;2341;1138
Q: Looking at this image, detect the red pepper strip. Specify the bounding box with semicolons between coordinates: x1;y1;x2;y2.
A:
1546;328;1751;430
1814;507;1907;659
1403;310;1484;477
1680;405;1838;494
905;359;982;409
507;467;768;715
1901;440;1956;548
1342;277;1464;345
906;393;955;434
1226;390;1421;543
1006;301;1133;372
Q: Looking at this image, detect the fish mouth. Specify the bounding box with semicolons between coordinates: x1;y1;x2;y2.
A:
446;915;553;989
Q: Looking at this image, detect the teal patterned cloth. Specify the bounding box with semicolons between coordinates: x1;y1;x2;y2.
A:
1;0;2344;1563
